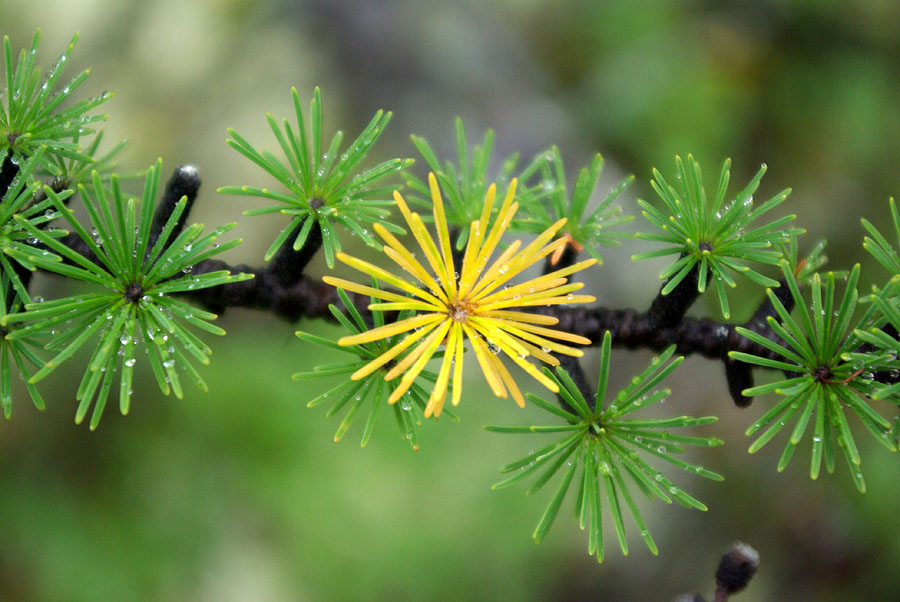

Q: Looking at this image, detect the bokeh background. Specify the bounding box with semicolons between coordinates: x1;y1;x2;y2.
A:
2;1;900;600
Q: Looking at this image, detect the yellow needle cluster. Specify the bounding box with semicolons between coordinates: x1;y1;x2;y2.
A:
323;173;596;418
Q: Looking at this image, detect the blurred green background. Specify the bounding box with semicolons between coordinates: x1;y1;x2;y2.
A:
2;0;900;600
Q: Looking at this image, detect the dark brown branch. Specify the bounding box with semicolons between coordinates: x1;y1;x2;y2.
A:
189;259;370;323
148;164;201;251
672;541;759;602
647;257;709;330
713;542;759;601
182;265;789;372
270;223;323;287
0;154;18;198
15;164;898;413
724;359;754;407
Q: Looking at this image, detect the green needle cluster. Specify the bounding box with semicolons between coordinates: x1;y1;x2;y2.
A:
486;331;723;561
404;117;541;250
219;87;411;267
512;146;634;265
1;30;111;169
0;149;65;302
634;155;804;319
38;130;132;188
294;287;456;451
2;161;252;428
730;261;896;493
